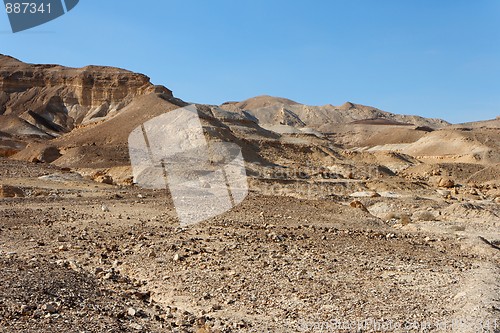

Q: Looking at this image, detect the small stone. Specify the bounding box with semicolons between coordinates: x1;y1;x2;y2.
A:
129;323;143;330
165;309;174;319
128;307;137;317
436;189;451;197
101;204;110;212
95;174;113;185
196;326;211;333
173;253;181;261
20;305;32;315
42;303;58;314
68;260;79;271
134;291;151;301
211;304;222;311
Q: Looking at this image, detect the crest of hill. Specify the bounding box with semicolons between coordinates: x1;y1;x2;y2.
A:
224;95;300;110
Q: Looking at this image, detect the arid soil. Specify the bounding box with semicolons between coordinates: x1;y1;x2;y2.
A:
0;158;498;332
1;55;499;332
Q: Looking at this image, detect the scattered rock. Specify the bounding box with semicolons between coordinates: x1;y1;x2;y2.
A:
25;145;61;164
400;214;411;226
436;189;451;197
129;323;143;330
196;325;212;333
349;200;368;212
211;304;222;311
350;191;379;198
20;304;33;315
96;175;114;185
0;185;24;198
41;303;58;314
438;178;455;188
412;210;437;221
36;146;62;163
128;307;137;317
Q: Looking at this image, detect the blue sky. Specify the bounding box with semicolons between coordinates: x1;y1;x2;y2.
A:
1;0;499;123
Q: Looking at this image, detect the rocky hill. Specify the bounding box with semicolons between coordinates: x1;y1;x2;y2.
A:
0;54;180;158
0;54;173;135
1;55;499;187
221;95;450;131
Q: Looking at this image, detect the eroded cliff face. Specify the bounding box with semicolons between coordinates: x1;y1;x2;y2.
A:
0;54;172;134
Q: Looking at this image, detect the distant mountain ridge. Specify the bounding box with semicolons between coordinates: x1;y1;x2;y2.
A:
0;55;450;143
220;95;450;130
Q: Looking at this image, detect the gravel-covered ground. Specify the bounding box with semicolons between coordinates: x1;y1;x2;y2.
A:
1;160;499;332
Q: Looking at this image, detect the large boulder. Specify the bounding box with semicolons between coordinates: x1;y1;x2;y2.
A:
438;177;455;188
350;200;369;213
13;144;61;163
35;146;62;163
0;185;24;198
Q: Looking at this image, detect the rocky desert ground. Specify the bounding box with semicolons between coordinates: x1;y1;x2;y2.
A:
0;54;499;332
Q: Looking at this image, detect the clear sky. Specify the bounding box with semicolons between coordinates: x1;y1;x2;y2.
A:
1;0;499;123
